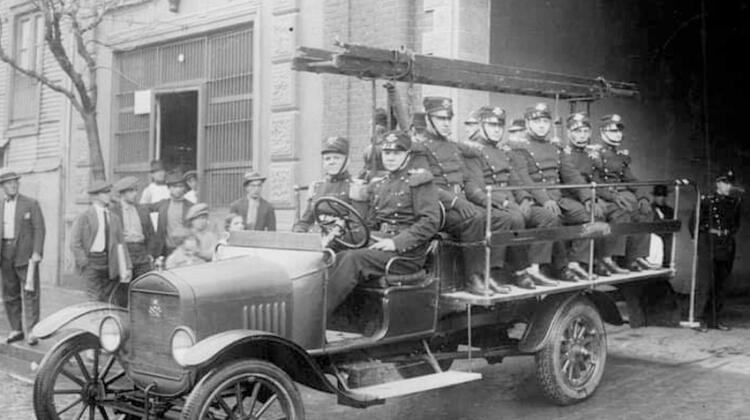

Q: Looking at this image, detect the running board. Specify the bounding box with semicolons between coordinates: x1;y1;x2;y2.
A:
348;371;482;400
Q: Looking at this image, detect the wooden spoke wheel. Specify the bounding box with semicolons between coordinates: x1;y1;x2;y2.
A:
33;333;135;420
534;297;607;405
182;359;304;420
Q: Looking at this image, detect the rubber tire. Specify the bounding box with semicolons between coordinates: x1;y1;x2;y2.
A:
534;297;607;406
181;359;305;420
33;332;137;419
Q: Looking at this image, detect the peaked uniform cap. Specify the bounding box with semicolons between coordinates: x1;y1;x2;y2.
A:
423;96;454;117
476;106;507;124
567;112;591;130
508;119;526;132
381;131;412;151
601;114;625;130
524;102;552;120
321;136;350;155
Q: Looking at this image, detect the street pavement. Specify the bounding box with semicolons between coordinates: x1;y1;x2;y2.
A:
1;286;749;419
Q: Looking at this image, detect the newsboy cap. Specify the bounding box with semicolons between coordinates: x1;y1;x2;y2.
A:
423;96;454;117
165;172;186;186
0;169;20;184
243;171;266;186
113;176;139;193
183;170;198;182
321;136;350;155
87;180;112;195
185;202;210;221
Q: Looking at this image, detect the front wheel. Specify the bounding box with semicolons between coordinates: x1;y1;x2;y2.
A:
534;297;607;405
182;359;305;420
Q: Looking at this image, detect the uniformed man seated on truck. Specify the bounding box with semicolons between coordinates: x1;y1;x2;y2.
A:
325;131;440;317
293;136;362;233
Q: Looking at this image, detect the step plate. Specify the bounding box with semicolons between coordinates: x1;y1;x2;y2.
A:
441;268;673;306
350;371;482;400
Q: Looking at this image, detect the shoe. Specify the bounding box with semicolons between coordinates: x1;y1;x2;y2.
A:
635;257;658;271
26;337;39;346
692;323;709;333
6;331;24;344
487;277;512;294
568;263;595;281
466;273;494;296
601;258;630;274
593;261;613;277
513;272;536;289
527;269;557;287
557;267;581;283
712;323;731;331
627;262;643;272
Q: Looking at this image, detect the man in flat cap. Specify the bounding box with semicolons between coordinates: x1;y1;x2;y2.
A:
507;102;588;284
559;112;629;278
0;170;45;345
110;177;155;287
71;180;132;306
230;172;276;231
463;106;536;291
294;137;360;233
149;172;195;258
411;96;502;293
327;131;440;316
689;170;742;331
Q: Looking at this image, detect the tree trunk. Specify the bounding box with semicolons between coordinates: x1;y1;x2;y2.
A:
82;110;106;181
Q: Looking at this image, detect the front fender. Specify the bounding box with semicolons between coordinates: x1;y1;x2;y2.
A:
180;330;383;408
30;302;128;340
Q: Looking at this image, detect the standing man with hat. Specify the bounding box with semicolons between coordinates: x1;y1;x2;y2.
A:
110;176;155;285
71;181;132;306
0;170;45;345
150;172;195;258
507;102;588;283
294;137;358;233
230;172;276;231
689;170;742;330
326;131;440;316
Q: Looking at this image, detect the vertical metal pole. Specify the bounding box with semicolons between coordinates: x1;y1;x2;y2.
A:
687;186;702;325
671;183;681;270
467;303;473;372
371;80;377;137
484;186;492;291
588;182;597;283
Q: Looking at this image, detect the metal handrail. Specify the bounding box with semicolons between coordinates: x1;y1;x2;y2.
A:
485;179;693;192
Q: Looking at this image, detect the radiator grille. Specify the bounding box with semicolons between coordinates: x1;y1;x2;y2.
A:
129;292;184;379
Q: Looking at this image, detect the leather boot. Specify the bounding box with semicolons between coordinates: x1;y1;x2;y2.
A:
593;260;613;277
466;273;494;296
513;271;536;289
635;257;658;271
488;277;512;294
601;257;630;274
557;267;581;283
527;268;557;287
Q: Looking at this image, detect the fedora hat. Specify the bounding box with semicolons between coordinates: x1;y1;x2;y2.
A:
243;171;266;186
0;169;20;184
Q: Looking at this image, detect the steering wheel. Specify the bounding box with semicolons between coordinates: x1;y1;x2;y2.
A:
312;197;370;249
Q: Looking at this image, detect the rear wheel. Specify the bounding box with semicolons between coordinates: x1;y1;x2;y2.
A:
182;359;304;420
33;332;135;419
534;297;606;405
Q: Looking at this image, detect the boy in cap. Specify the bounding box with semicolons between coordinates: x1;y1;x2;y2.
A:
689;170;742;330
294;137;360;233
149;172;194;257
185;203;219;262
139;160;170;204
183;170;199;203
559;112;630;277
595;114;655;272
230;172;276;231
411;96;509;292
326;131;440;316
110;176;156;284
0;170;45;345
463;106;537;291
506;102;587;283
71;180;132;306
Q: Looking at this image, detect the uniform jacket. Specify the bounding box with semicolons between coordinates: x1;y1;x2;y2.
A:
293;171;353;232
689;192;742;261
595;145;644;201
70;206;132;279
229;196;276;231
0;194;45;267
365;167;440;254
508;136;579;205
109;200;157;258
148;197;194;257
411;132;474;207
559;144;604;202
463;140;530;208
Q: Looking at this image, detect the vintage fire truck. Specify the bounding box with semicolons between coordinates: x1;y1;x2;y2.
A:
30;43;699;420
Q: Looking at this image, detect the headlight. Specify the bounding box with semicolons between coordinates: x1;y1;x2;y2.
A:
171;327;196;365
99;316;123;353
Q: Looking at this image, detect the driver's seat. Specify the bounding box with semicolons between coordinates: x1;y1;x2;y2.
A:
364;239;439;288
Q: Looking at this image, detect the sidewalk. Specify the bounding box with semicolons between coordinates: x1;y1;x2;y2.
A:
0;284;88;364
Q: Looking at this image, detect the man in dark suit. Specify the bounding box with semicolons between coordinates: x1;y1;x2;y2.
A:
230;172;276;231
70;181;132;306
110;177;155;286
150;172;194;257
0;170;45;345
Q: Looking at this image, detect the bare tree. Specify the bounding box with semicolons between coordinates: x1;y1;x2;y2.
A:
0;0;123;181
